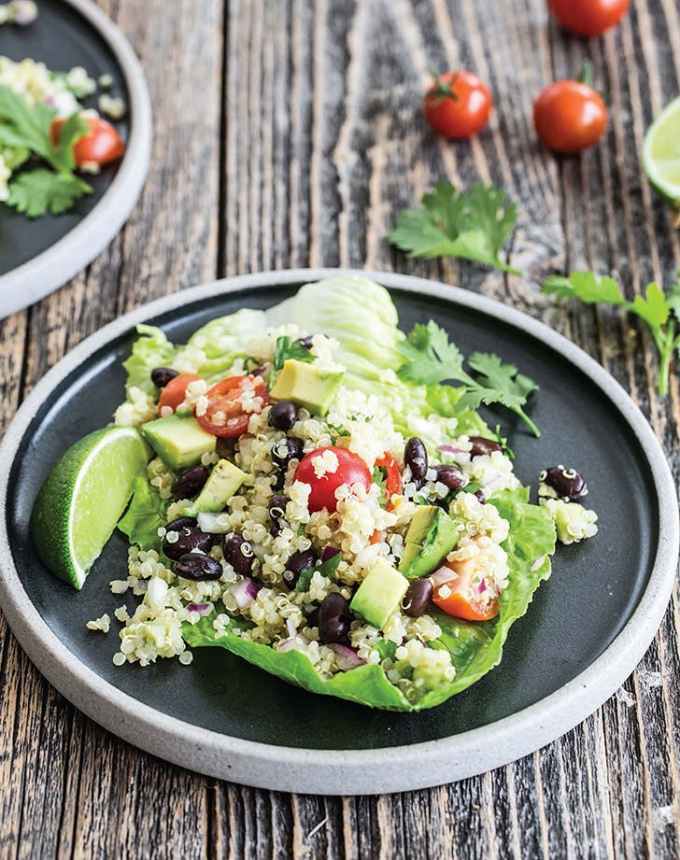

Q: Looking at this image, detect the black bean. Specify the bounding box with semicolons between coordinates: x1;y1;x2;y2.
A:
165;516;197;532
174;553;223;581
402;579;433;618
216;437;237;459
163;526;213;561
474;489;487;504
321;546;340;562
318;593;351;644
223;533;255;577
469;436;502;458
150;367;179;388
173;465;210;499
268;494;289;536
433;465;468;492
296;335;314;349
404;437;428;483
305;607;320;628
271;436;305;468
282;548;317;588
269;400;298;431
540;466;588;502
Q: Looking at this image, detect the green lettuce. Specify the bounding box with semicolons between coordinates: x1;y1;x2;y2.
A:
175;308;268;380
117;476;166;550
183;489;557;711
123;324;175;395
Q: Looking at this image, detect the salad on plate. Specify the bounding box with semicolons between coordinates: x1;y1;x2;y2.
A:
31;277;598;711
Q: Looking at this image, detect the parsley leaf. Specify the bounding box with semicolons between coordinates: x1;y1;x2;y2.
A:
7;169;92;217
543;272;680;397
398;321;540;436
388;181;519;273
273;336;315;371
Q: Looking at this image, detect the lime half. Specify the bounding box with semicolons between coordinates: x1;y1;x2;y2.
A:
643;97;680;208
31;426;149;589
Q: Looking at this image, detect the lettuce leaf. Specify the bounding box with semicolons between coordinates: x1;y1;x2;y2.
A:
123;325;176;395
183;489;557;711
117;476;166;550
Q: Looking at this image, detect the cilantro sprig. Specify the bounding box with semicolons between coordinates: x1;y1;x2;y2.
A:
273;336;315;371
398;321;540;436
543;272;680;397
388;181;519;274
0;85;92;218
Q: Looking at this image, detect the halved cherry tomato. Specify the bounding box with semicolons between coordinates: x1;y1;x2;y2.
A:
196;374;269;438
432;564;499;621
295;446;371;513
534;80;608;153
375;452;402;508
548;0;629;38
158;373;201;412
423;70;493;140
51;115;126;167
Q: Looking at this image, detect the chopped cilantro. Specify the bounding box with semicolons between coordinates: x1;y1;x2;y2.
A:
388;181;519;273
273;335;315;371
7;169;91;217
294;552;342;592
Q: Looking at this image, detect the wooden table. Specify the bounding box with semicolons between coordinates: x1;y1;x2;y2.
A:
1;1;679;856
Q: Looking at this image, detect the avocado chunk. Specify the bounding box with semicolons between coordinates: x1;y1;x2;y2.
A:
350;558;409;629
142;414;216;471
194;458;247;513
270;359;344;416
398;505;461;579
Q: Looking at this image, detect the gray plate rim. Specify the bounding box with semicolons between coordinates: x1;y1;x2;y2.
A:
0;268;677;795
0;0;152;318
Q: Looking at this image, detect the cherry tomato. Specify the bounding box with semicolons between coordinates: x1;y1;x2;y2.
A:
423;70;493;139
548;0;629;38
370;529;384;545
534;80;608;153
295;446;371;513
196;375;269;438
158;373;201;412
432;564;499;622
374;452;402;506
51;115;126;167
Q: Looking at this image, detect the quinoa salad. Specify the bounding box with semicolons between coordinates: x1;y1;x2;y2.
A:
33;276;599;711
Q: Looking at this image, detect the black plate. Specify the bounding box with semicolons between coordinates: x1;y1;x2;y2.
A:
0;0;129;275
6;284;657;751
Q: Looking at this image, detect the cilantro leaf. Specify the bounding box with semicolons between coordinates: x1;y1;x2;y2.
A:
542;272;680;397
388;181;519;273
294;552;341;592
398;322;540;436
273;336;315;371
543;271;627;305
398;321;469;385
0;85;55;162
50;111;90;172
7;169;92;217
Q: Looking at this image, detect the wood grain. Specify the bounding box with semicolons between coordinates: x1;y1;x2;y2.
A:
0;0;679;857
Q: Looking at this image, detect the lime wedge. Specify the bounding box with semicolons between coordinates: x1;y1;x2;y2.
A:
643;97;680;207
31;426;150;589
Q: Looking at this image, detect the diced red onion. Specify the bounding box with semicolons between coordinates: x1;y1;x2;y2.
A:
276;636;303;653
230;577;260;609
477;579;487;594
329;643;365;670
439;444;468;455
186;602;212;616
286;617;297;638
429;566;457;588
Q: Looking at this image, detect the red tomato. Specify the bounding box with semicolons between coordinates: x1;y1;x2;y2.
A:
295;446;371;513
432;565;499;622
549;0;629;38
158;373;201;412
196;375;269;438
423;70;493;139
534;80;608;153
51;115;126;167
374;452;402;504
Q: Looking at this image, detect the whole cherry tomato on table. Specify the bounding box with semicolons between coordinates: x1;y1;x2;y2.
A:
295;446;371;513
548;0;630;38
196;374;269;438
423;70;493;139
534;79;608;153
51;115;126;167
